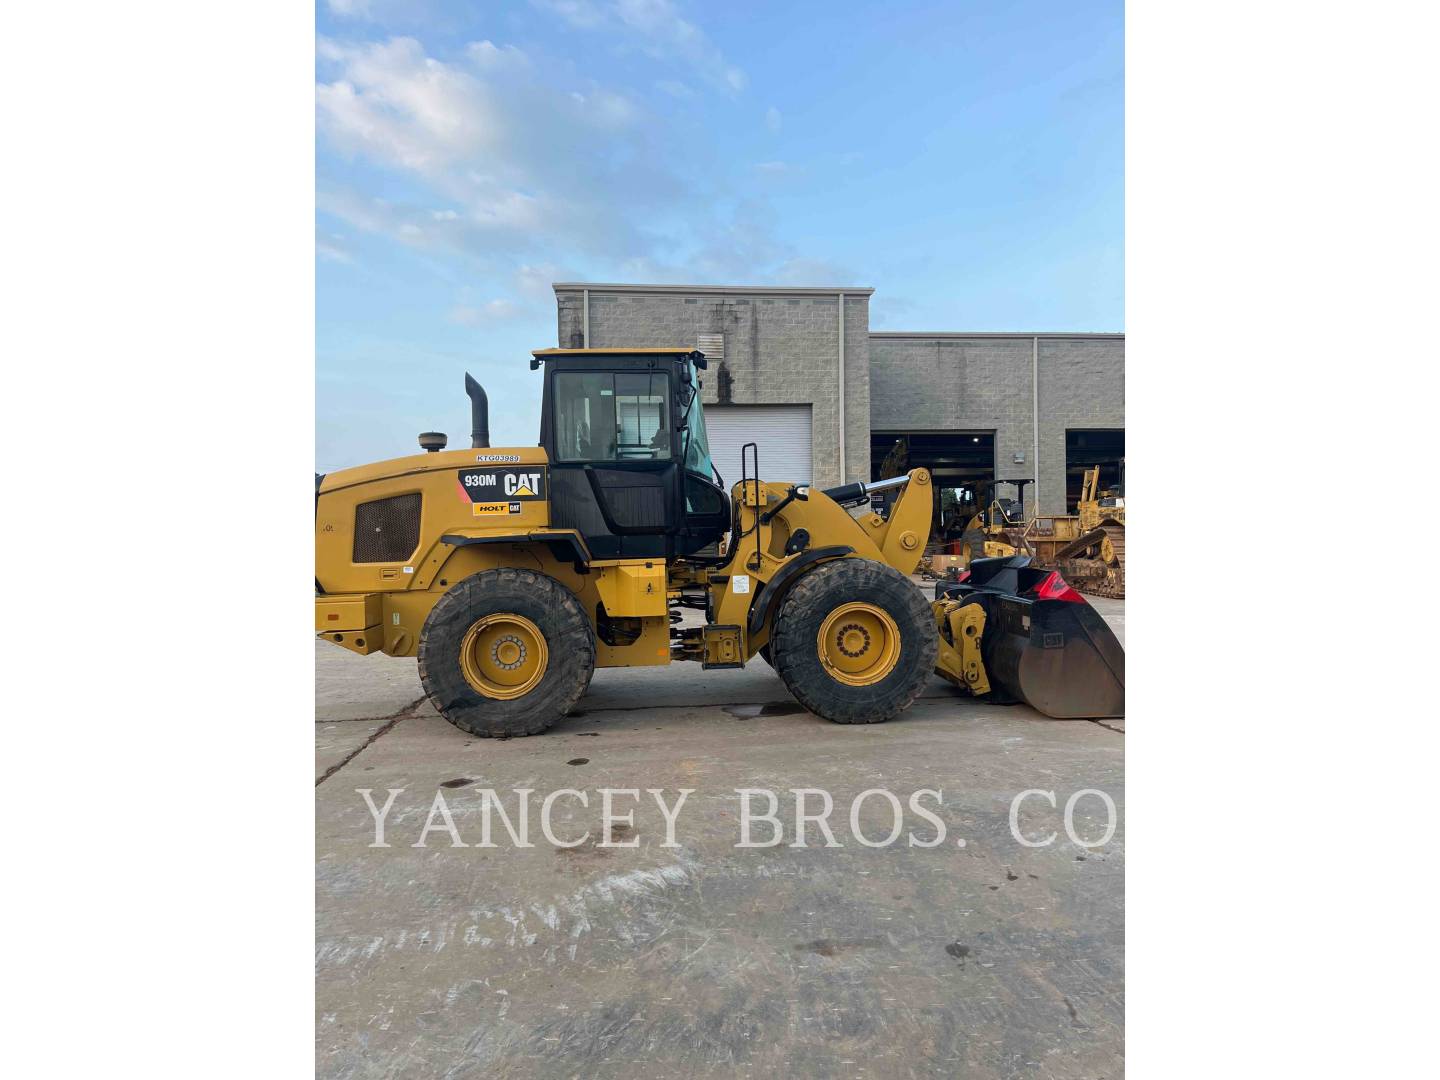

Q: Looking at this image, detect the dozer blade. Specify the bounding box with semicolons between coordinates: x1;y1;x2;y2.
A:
935;556;1124;719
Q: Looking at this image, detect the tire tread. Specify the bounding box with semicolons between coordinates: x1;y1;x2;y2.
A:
417;568;595;738
770;558;936;725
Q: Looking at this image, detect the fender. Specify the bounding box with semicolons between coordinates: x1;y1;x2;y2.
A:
746;545;854;634
440;529;592;571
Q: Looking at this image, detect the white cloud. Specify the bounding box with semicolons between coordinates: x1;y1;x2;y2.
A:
566;87;638;129
467;39;532;73
323;0;441;24
531;0;606;29
533;0;745;94
317;36;669;259
516;263;579;297
615;0;747;93
316;38;505;174
317;186;556;263
764;106;782;133
449;299;525;326
326;0;372;17
317;36;834;287
773;257;860;287
316;230;352;263
611;0;697;45
684;198;790;281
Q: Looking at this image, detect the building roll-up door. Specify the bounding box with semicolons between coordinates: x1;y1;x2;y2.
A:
703;404;813;489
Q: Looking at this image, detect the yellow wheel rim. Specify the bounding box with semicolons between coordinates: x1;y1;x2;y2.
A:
458;613;549;700
817;602;901;686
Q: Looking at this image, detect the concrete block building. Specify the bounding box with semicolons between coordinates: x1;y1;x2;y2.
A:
554;282;1123;516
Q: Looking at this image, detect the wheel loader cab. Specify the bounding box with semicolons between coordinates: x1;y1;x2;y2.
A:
533;349;729;560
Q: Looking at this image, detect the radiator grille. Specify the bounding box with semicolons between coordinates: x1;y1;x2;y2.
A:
353;493;422;563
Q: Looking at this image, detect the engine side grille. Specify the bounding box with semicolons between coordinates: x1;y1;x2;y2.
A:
353;493;422;563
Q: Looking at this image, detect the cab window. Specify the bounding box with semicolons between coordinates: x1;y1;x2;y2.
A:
553;371;671;461
685;473;726;516
680;358;717;478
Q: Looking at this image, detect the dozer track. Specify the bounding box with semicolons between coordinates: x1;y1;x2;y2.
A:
1052;523;1125;599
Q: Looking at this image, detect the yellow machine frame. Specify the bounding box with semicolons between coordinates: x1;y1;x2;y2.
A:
316;442;933;670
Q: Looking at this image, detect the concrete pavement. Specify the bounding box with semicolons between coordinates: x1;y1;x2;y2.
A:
315;591;1125;1078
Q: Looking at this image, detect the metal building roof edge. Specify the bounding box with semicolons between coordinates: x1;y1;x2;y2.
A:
548;283;1120;337
868;331;1125;340
552;281;875;296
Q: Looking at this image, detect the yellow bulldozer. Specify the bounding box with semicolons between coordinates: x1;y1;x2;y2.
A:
1023;465;1126;598
315;349;1123;736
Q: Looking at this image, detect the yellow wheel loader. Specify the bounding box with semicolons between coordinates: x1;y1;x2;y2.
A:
315;349;1124;736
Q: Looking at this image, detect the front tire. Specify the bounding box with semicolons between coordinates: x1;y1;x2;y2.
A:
770;558;937;724
418;568;595;737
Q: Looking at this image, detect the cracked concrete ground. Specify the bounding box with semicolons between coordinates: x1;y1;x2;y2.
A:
316;589;1125;1078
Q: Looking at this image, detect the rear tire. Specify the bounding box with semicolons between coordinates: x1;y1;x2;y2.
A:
770;557;937;724
418;568;595;738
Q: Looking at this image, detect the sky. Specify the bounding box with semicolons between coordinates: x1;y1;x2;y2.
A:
316;0;1124;471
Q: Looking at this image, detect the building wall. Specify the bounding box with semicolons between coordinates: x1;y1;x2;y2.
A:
868;334;1124;516
555;286;872;489
1034;337;1126;515
553;285;1123;514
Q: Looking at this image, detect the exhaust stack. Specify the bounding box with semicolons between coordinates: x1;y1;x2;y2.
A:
465;373;489;448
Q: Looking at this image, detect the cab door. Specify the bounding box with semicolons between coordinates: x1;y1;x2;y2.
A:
545;364;680;559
